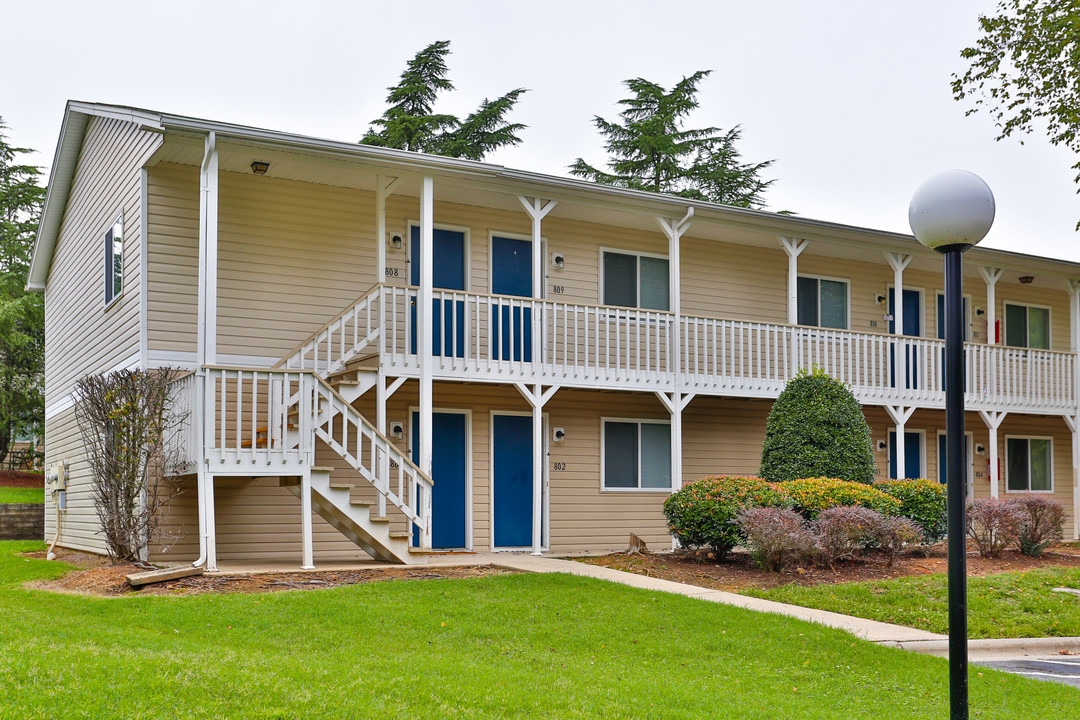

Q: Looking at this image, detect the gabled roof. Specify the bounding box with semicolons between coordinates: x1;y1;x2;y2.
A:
28;101;1080;291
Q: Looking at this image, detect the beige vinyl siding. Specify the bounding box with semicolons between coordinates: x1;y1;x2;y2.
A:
43;117;162;555
145;163;199;352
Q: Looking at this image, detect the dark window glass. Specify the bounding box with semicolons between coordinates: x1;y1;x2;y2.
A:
797;276;818;325
604;422;638;488
603;252;638;307
1007;437;1029;491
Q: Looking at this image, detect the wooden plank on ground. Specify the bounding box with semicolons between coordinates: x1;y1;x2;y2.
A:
126;566;204;586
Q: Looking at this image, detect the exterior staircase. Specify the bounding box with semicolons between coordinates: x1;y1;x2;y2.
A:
280;468;421;564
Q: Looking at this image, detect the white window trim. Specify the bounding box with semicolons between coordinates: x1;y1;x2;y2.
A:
489;409;549;552
934;291;974;341
487;230;546;299
598;246;671;311
1002;301;1052;350
600;416;673;493
406;406;474;550
888;427;927;479
797;273;850;330
405;220;472;292
104;213;124;309
1004;434;1055;494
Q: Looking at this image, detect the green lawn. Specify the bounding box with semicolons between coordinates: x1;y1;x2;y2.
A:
0;541;1074;718
0;486;44;503
744;567;1080;639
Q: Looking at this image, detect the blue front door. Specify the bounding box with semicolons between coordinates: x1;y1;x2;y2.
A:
411;411;468;548
889;288;921;389
490;235;532;362
492;414;534;547
889;431;923;479
410;226;466;357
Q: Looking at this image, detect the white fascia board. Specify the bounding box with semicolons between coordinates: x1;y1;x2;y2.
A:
27;101;165;292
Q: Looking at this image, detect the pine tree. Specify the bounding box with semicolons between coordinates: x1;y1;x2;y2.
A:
0;117;45;466
570;71;774;208
361;41;526;160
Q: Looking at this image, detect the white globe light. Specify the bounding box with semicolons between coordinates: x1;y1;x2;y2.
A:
908;170;995;251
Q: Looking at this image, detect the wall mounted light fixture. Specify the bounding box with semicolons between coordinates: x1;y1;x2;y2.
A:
1019;275;1034;284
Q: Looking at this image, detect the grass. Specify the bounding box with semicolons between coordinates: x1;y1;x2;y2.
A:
744;567;1080;639
0;486;44;503
0;541;1075;718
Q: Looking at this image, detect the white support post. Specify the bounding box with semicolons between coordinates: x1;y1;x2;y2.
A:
514;383;559;555
419;177;434;478
978;267;1002;345
518;196;556;364
656;391;696;491
658;209;693;488
779;237;808;325
205;474;217;571
884;405;915;479
1069;280;1080;538
376;370;388;519
885;253;913;388
978;410;1006;498
376;174;386;286
300;469;314;569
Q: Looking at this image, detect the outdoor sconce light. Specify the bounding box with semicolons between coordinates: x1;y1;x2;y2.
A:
388;232;404;250
875;439;887;451
975;443;985;456
975;307;985;317
1019;275;1034;284
551;252;565;269
909;168;995;720
250;161;270;175
875;294;887;305
388;421;404;439
552;427;566;442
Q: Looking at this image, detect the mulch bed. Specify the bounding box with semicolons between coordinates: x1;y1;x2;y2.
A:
578;542;1080;593
0;471;44;489
23;550;517;597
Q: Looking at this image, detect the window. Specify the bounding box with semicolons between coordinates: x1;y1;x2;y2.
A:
1007;437;1052;492
602;250;669;310
797;276;847;329
104;217;123;305
1004;303;1049;349
602;419;671;490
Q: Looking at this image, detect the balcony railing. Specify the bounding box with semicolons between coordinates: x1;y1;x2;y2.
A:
283;284;1077;413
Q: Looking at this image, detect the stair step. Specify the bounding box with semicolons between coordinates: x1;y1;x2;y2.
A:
349;501;372;509
389;531;411;539
368;516;390;524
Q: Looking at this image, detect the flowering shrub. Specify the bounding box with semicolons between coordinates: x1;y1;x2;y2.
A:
877;516;924;567
736;507;819;572
967;498;1024;558
1009;495;1065;557
814;506;884;567
873;479;947;543
663;476;791;557
783;477;901;519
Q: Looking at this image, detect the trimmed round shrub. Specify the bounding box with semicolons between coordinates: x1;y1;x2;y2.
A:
783;477;901;519
874;479;947;543
736;506;819;572
1009;495;1065;557
967;498;1024;558
878;516;924;567
814;506;884;567
663;476;791;557
760;367;875;484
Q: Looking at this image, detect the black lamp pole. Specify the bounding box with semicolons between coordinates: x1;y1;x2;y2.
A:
941;244;969;720
908;169;994;720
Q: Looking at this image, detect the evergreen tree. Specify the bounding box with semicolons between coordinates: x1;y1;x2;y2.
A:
0;117;45;466
570;71;774;208
361;41;526;160
759;368;875;485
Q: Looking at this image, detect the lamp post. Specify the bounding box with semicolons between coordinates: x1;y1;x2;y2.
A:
909;170;995;720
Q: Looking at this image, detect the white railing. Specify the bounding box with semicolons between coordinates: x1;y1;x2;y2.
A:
280;283;1076;412
200;366;431;546
166;370;199;474
277;285;385;374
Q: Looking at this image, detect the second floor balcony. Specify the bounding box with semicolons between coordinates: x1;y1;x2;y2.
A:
280;284;1077;415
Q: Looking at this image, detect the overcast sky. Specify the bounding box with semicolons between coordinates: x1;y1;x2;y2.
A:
4;0;1078;260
